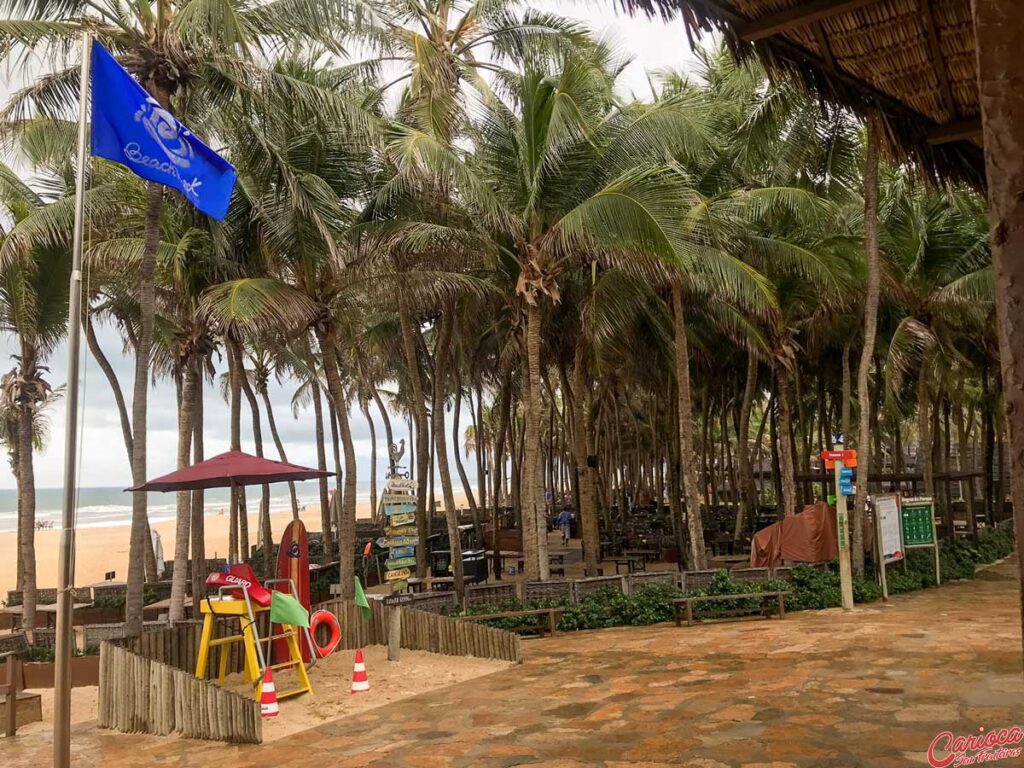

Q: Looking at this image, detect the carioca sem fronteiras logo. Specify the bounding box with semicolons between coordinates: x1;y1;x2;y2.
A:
927;726;1024;767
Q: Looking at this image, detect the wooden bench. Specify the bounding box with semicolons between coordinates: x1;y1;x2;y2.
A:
672;591;789;627
457;607;564;637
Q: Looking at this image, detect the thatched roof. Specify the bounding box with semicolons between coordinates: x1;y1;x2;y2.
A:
621;0;985;188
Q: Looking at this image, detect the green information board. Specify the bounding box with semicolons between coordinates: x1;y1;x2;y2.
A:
901;498;935;546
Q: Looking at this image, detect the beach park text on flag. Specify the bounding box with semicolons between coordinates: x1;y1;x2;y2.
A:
89;42;236;220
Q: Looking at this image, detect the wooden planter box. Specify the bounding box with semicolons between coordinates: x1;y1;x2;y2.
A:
22;656;99;689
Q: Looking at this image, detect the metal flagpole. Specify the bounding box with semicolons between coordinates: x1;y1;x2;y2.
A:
53;29;92;768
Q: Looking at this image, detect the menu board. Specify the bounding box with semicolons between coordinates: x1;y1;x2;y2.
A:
900;497;935;546
874;495;903;562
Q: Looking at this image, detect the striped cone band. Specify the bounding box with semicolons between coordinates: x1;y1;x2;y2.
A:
260;667;279;717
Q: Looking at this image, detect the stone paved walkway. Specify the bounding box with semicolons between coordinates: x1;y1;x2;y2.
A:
6;560;1024;767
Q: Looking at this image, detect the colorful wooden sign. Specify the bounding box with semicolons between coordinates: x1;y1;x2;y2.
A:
388;545;416;560
384;503;417;516
377;535;419;548
384;568;411;582
386;556;417;570
389;512;416;527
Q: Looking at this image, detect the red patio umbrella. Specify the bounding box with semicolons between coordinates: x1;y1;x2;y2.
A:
129;450;332;492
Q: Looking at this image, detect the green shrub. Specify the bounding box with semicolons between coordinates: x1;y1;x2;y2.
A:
23;645;55;662
454;526;1012;635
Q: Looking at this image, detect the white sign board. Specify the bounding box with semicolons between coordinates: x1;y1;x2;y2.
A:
875;494;904;563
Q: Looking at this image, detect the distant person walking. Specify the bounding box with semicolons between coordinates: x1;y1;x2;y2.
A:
556;507;573;546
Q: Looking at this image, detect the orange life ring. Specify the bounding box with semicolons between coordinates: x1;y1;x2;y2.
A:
309;609;341;658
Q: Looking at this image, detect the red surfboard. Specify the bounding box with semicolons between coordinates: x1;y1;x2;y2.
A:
272;519;311;663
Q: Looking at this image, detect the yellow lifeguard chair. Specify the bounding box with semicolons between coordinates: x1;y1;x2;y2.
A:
195;580;314;701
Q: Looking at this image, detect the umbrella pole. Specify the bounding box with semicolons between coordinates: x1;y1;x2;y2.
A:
229;480;238;562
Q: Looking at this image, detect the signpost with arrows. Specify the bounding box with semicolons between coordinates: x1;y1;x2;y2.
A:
821;445;857;611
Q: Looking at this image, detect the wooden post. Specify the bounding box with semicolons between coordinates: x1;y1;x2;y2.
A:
830;448;855;610
388;607;402;661
974;0;1024;677
4;656;20;737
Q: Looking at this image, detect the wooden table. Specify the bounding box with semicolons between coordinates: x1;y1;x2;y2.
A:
623;548;660;563
613;556;644;574
672;591;789;627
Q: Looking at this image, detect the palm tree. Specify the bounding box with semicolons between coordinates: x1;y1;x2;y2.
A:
0;164;69;631
0;0;366;633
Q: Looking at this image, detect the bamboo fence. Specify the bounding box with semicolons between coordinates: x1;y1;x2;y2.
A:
98;642;261;744
98;590;523;745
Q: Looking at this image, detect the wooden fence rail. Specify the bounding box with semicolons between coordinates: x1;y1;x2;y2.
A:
315;599;523;664
98;642;260;744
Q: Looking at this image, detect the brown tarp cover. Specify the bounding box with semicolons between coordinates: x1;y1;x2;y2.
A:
751;501;838;568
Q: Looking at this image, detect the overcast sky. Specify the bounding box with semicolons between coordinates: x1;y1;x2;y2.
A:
0;0;704;490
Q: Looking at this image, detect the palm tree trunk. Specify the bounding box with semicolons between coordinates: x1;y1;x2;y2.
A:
11;443;21;592
668;385;687;570
169;361;195;622
451;370;478;515
226;336;242;562
671;281;707;569
190;368;205;617
261;389;299;517
431;308;465;605
398;289;431;579
326;394;343;541
125;181;162;637
233;342;271;572
475;381;487;511
16;351;37;633
852;115;882;574
85;314;133;459
775;365;798;518
841;342;852;442
573;347;600;575
919;366;935;500
315;329;357;598
372;389;396;476
523;301;549;580
735;349;757;542
335;394;358;586
310;360;331;536
491;374;511;578
361;400;378;520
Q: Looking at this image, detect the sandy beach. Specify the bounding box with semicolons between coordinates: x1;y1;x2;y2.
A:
1;491;471;599
0;492;468;599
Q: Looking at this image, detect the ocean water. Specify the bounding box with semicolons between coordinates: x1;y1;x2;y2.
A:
0;480;377;533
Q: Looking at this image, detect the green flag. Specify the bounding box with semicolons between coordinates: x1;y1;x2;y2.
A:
354;576;371;623
270;591;310;628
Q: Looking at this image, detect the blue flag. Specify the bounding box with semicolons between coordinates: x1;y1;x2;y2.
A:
90;42;236;220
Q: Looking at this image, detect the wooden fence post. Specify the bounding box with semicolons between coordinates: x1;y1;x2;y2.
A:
4;656;21;737
388;607;402;661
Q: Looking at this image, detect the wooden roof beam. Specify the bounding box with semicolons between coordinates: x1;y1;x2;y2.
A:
919;0;956;121
927;117;982;145
739;0;884;42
